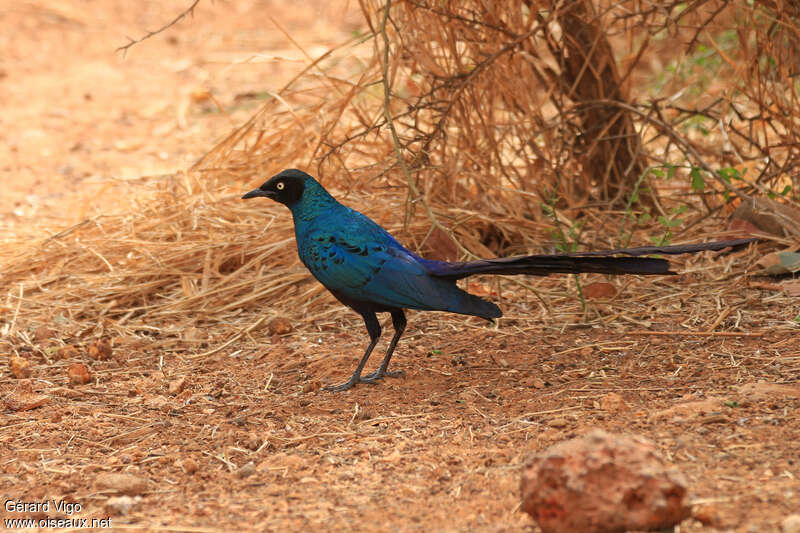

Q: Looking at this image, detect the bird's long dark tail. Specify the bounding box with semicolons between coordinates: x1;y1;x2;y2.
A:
425;238;756;279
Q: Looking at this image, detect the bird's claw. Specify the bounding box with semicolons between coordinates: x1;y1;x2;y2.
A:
323;379;359;392
323;369;405;391
360;369;404;383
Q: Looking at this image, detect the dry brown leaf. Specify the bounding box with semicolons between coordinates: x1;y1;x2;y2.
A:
583;282;617;300
783;281;800;297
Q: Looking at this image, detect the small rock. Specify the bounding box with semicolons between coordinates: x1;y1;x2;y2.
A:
599;392;628;413
651;397;723;422
737;382;800;403
33;326;55;342
521;429;690;533
525;377;546;389
302;381;320;394
88;338;112;360
237;461;256;478
268;317;293;335
105;495;139;515
179;458;199;474
95;473;148;495
548;417;568;428
168;377;187;396
68;363;91;385
56;345;80;360
9;355;32;378
782;514;800;533
692;503;723;528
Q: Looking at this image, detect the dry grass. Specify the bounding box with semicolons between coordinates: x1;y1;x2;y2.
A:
2;0;798;351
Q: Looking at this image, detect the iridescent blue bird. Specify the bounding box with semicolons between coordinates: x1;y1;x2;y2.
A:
243;169;754;391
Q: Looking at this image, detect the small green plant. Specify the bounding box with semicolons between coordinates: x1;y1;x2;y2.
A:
689;167;705;192
768;184;793;199
652;204;688;246
716;166;746;201
619;165;673;248
541;190;586;311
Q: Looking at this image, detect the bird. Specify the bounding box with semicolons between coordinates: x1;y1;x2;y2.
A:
242;168;755;391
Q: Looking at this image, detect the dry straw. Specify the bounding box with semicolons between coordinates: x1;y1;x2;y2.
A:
2;0;796;344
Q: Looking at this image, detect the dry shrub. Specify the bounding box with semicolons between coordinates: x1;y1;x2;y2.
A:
2;0;798;342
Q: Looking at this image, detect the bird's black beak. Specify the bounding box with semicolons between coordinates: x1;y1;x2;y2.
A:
242;188;273;200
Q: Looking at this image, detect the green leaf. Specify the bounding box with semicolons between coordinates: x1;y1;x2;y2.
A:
717;167;742;183
690;167;705;192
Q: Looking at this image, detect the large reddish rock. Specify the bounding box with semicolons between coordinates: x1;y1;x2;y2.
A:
521;429;690;533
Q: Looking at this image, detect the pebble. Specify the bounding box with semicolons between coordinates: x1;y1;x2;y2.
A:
782;514;800;533
95;473;149;495
168;377;187;395
9;355;32;378
268;317;293;335
525;377;546;389
56;345;80;360
68;363;91;385
599;392;628;413
88;338;113;360
692;504;723;528
237;462;256;478
33;326;55;342
179;458;199;474
105;495;139;515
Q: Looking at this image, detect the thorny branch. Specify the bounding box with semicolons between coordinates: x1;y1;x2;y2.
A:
117;0;201;56
376;0;477;257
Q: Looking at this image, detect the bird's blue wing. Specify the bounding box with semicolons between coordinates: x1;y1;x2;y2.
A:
300;230;393;290
299;228;457;311
296;210;501;318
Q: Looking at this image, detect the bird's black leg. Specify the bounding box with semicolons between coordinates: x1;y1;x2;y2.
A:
324;312;381;392
361;309;406;383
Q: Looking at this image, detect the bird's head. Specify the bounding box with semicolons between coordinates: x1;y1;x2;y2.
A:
241;169;309;206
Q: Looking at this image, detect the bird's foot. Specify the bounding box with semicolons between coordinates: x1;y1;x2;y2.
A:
360;368;404;383
323;378;360;392
323;369;404;391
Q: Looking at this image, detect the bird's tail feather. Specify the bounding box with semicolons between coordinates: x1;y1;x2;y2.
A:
426;238;756;279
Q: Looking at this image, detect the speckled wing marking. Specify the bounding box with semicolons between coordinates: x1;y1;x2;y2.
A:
299;230;392;291
298;228;464;312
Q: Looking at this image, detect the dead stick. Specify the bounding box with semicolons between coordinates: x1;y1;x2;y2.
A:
626;330;763;337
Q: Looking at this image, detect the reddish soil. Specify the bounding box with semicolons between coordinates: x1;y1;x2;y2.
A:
1;2;799;532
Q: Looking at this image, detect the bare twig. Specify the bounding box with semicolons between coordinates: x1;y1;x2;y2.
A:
117;0;201;56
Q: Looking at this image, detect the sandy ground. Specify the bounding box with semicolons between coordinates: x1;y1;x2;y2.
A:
1;2;799;532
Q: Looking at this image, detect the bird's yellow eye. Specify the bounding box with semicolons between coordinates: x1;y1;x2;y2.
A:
276;182;285;190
